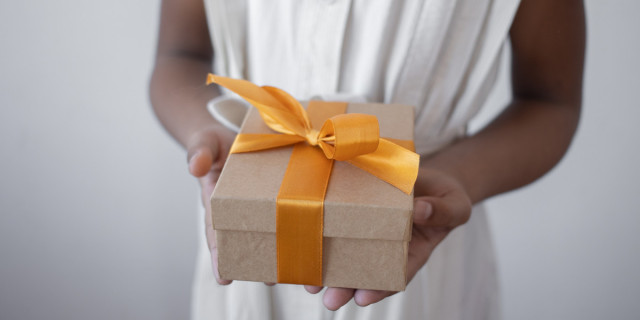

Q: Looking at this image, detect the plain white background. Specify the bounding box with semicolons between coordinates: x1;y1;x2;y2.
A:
0;1;638;319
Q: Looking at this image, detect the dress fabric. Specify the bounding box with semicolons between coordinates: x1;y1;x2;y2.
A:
194;0;521;319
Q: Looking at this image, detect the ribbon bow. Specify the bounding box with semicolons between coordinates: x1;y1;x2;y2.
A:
206;74;419;194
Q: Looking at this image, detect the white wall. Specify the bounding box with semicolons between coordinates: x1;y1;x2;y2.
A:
0;1;198;319
0;1;638;319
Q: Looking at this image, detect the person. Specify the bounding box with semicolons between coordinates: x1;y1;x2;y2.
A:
150;0;585;319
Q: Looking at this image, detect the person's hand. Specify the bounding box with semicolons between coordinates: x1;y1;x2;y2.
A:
304;168;472;310
187;124;236;285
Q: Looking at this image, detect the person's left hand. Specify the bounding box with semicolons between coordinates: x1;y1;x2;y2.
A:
304;168;472;310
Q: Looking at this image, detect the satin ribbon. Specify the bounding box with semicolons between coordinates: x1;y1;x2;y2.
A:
207;74;419;285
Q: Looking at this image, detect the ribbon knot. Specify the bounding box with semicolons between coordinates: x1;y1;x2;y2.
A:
315;113;380;161
304;129;320;147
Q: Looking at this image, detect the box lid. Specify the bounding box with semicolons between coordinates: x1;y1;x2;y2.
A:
212;102;415;242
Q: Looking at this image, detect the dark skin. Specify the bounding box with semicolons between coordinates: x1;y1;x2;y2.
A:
150;0;585;311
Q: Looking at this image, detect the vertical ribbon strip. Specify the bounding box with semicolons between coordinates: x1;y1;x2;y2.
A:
276;101;346;285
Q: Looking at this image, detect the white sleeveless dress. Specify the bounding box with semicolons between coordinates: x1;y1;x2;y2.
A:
193;0;521;319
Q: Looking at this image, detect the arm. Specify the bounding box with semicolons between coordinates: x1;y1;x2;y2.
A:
150;0;235;284
317;0;586;310
421;0;585;205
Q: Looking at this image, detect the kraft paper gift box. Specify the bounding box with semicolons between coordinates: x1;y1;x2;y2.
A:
209;76;417;292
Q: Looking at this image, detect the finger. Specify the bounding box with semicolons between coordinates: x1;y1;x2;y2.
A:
209;249;232;285
207;237;231;286
205;208;231;285
304;285;323;294
353;289;393;307
415;193;471;228
188;146;214;178
412;199;433;225
323;288;355;311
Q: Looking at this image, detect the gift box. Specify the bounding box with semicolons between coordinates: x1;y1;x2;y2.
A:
209;75;418;291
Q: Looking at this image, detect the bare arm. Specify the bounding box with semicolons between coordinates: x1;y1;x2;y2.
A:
150;0;235;284
151;0;216;143
150;0;234;174
419;0;586;206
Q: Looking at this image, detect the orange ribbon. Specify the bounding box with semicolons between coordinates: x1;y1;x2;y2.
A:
207;74;419;285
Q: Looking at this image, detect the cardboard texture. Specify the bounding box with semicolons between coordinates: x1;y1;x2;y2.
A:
211;102;415;291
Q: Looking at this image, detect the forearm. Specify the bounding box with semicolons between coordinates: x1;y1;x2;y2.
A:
417;0;585;205
150;0;222;149
150;55;220;148
418;98;580;204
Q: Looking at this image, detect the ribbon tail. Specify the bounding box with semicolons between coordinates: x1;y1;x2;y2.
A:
347;139;419;194
230;134;305;154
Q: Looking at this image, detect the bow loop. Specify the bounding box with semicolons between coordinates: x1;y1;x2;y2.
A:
207;74;312;137
317;113;380;161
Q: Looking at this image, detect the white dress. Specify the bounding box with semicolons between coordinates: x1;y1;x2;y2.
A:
193;0;521;319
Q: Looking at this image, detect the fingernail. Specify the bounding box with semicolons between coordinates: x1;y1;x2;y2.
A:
189;150;202;171
416;200;432;220
190;150;202;163
354;294;368;307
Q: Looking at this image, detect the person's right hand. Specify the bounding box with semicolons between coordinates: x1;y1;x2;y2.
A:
187;124;236;285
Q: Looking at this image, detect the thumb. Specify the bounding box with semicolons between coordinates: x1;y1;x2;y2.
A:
187;144;214;178
412;197;433;226
413;193;472;228
186;125;236;178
